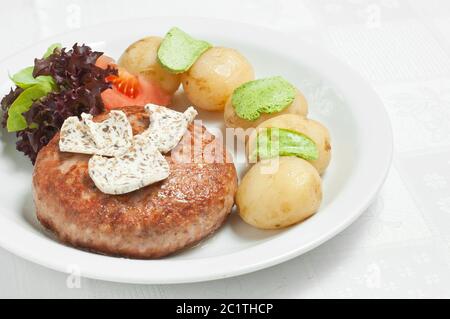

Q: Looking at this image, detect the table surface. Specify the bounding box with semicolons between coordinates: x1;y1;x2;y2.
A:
1;0;450;299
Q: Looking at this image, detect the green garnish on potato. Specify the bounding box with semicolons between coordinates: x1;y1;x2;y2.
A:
157;27;212;74
251;127;318;162
232;76;296;121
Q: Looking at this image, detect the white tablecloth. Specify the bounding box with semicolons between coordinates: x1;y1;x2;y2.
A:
1;0;449;298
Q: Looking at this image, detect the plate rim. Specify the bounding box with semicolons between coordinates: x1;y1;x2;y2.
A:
0;17;393;284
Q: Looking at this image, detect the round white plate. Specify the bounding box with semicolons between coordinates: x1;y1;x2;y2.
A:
0;17;392;284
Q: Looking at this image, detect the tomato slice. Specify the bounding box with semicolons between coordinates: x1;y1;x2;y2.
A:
96;55;171;109
106;68;140;99
101;75;171;109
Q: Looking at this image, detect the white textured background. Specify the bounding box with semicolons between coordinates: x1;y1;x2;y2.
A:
1;0;450;298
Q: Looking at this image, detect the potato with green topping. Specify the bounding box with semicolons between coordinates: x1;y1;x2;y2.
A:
237;157;322;229
181;47;254;111
118;36;181;94
248;114;331;175
224;89;308;129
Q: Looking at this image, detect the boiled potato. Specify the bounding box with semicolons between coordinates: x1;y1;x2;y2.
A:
118;36;181;94
237;157;322;229
224;90;308;129
181;47;254;111
248;114;331;175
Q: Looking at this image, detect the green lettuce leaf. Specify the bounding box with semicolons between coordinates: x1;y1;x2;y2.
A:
9;43;60;89
6;43;61;131
43;43;61;59
10;66;55;89
7;81;53;132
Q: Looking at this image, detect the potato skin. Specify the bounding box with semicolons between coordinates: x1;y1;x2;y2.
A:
248;114;331;175
237;157;322;229
224;90;308;129
119;36;181;94
181;47;254;111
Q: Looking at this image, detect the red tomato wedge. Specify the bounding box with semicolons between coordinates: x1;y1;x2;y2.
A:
96;55;171;109
106;70;140;99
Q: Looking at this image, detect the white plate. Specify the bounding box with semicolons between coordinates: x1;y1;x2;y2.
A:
0;17;392;284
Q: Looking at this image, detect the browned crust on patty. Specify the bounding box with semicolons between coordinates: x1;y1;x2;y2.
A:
33;106;238;258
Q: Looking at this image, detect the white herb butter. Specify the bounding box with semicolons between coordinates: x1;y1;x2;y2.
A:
59;116;99;155
140;104;198;153
82;111;133;157
88;134;170;195
59;111;132;157
59;105;197;195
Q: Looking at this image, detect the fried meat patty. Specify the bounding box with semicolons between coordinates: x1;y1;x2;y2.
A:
33;106;237;258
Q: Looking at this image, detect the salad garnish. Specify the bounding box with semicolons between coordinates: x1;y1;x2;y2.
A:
1;43;117;163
